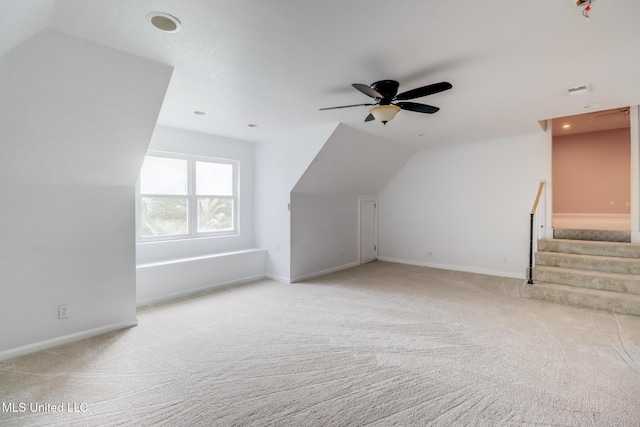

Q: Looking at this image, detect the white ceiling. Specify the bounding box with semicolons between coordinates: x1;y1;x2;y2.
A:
4;0;640;149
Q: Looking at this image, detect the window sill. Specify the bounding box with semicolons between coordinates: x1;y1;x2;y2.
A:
136;248;266;269
137;233;239;246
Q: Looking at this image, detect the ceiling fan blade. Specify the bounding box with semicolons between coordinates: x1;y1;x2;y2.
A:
352;83;384;99
319;103;375;111
364;113;375;122
595;108;629;118
396;102;440;114
394;81;452;101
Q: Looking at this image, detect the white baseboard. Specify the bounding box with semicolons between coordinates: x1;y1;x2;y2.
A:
377;257;525;280
0;320;138;362
266;273;291;284
291;261;360;283
136;273;267;307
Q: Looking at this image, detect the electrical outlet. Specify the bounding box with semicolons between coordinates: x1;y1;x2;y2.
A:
58;304;69;319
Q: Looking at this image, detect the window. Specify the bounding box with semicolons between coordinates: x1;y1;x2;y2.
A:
138;152;237;240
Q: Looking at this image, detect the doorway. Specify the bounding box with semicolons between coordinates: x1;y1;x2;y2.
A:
359;199;377;264
551;107;631;231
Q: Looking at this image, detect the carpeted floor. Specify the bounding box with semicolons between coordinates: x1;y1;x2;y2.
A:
2;261;640;426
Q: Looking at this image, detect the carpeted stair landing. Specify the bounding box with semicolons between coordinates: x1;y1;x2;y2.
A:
553;227;631;242
525;237;640;316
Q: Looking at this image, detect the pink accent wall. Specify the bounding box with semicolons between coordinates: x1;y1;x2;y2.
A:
553;128;630;214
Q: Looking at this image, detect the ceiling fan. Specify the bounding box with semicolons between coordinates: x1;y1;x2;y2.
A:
593;108;629;120
320;80;452;124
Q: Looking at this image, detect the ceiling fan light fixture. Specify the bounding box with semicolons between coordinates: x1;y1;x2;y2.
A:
370;105;401;124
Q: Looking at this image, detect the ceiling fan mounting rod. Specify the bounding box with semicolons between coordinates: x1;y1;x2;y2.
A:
370;80;400;104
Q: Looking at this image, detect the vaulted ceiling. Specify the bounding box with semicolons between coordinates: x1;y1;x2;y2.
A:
3;0;640;149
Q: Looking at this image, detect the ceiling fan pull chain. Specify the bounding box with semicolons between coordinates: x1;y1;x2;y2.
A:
574;0;593;20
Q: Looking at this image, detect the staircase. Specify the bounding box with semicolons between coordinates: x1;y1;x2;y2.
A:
524;229;640;316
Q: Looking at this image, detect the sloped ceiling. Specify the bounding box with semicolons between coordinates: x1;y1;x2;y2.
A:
0;29;172;186
2;1;640;149
293;124;416;195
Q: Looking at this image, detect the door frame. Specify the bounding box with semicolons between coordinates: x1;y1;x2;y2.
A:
546;105;640;242
631;105;640;242
358;198;378;264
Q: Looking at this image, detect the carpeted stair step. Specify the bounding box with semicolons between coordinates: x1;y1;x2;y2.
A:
536;251;640;275
553;228;631;242
538;239;640;259
523;281;640;317
532;266;640;295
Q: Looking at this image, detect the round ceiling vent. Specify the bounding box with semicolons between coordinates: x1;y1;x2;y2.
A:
146;12;182;33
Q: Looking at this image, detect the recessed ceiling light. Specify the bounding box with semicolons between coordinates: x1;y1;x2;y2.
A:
146;12;182;33
248;124;258;128
562;124;571;129
193;110;207;116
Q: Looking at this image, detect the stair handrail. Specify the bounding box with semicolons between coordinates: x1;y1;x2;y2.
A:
528;181;545;284
530;181;545;215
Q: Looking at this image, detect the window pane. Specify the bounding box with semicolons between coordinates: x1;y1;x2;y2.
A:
141;197;188;237
196;161;233;196
197;197;233;232
140;156;187;195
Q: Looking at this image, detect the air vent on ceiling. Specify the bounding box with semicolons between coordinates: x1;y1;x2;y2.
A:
567;84;591;96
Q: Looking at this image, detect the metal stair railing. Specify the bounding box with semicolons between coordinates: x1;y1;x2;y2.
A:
528;181;546;285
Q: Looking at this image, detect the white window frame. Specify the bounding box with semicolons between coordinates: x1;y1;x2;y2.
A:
136;151;239;242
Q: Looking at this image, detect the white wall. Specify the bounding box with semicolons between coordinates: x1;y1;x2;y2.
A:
290;124;415;281
0;30;172;360
0;185;139;352
136;126;256;264
254;124;338;282
378;132;550;279
290;193;360;281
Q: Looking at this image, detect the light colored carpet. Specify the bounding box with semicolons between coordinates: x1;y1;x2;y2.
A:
2;261;640;426
553;214;630;232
